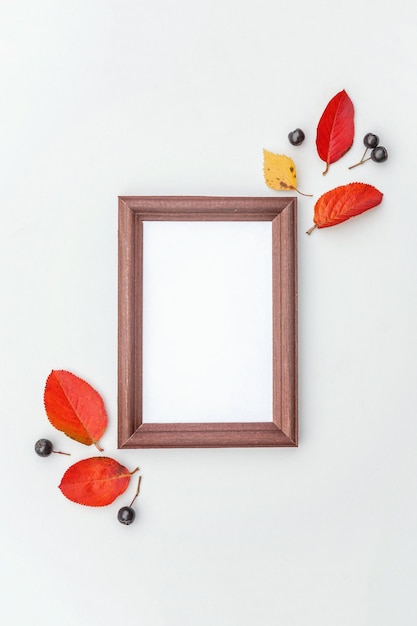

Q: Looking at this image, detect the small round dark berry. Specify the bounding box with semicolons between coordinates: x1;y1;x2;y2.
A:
288;128;305;146
35;438;53;457
118;506;135;525
363;133;379;149
370;146;388;163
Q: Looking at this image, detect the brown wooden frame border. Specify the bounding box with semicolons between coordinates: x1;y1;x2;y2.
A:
118;196;298;448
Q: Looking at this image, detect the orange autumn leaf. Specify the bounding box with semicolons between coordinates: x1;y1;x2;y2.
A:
307;182;383;234
59;457;139;507
263;149;297;192
44;370;108;451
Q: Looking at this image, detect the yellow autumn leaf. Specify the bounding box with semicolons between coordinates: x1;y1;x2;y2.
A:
263;149;297;192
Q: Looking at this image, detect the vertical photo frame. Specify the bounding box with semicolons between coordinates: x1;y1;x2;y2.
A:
118;196;297;448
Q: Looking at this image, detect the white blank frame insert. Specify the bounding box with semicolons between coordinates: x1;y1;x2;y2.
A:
142;221;272;423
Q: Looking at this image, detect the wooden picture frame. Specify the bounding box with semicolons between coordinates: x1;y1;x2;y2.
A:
118;196;298;448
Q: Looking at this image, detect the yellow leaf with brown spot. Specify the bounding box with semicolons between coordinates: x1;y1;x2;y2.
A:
263;149;297;192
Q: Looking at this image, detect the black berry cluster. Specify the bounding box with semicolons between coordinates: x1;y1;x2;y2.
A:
349;133;388;169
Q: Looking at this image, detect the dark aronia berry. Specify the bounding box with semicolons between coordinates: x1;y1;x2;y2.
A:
118;506;135;525
371;146;388;163
35;438;53;457
363;133;379;149
288;128;305;146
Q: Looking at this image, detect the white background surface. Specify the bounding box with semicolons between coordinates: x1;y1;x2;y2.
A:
1;1;417;625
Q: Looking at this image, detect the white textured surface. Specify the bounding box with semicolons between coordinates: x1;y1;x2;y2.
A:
1;1;417;624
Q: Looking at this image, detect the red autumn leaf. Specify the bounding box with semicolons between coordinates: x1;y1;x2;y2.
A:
316;90;354;175
59;457;139;507
307;182;383;234
44;370;108;451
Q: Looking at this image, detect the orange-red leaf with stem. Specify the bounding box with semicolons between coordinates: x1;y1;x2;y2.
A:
44;370;108;450
59;457;139;507
307;182;383;234
316;90;354;174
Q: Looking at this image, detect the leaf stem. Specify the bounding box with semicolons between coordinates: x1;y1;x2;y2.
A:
306;225;317;235
322;162;329;176
296;188;313;197
129;475;142;507
94;441;104;452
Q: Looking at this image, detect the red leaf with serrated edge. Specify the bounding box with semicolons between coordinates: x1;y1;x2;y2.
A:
44;370;108;451
307;183;383;234
316;90;354;174
59;457;138;507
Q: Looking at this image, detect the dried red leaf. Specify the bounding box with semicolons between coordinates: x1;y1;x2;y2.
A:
44;370;108;450
307;182;383;234
316;90;354;174
59;457;138;507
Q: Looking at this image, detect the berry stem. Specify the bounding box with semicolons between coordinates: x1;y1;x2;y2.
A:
306;225;317;235
348;149;371;170
52;450;71;456
129;475;142;507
